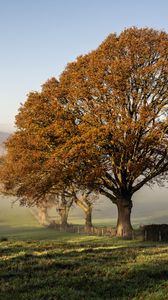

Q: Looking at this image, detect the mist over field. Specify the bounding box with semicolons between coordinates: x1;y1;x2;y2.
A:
0;130;167;230
0;184;167;230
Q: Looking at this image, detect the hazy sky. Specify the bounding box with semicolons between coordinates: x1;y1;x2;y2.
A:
0;0;168;130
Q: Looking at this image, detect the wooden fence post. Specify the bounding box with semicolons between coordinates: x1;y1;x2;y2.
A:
144;230;147;241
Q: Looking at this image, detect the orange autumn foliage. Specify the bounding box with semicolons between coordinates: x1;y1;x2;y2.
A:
1;27;168;237
58;27;168;236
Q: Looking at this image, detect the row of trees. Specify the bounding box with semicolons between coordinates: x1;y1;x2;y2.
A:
0;27;168;237
31;191;95;228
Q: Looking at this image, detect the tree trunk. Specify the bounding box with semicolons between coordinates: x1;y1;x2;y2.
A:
85;206;92;229
38;206;50;226
58;207;69;228
74;197;93;229
56;194;73;228
116;198;133;238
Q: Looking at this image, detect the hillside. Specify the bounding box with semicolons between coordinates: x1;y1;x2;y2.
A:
0;131;10;143
0;131;11;155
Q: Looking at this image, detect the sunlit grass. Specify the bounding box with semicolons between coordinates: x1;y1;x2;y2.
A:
1;196;168;299
0;238;168;300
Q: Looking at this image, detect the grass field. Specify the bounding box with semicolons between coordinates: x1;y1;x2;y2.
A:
1;236;168;300
0;196;168;300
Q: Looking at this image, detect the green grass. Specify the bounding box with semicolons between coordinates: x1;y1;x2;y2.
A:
1;237;168;300
1;197;168;299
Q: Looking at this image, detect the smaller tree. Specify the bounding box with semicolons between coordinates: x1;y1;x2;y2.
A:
72;189;97;229
31;205;50;226
55;193;73;227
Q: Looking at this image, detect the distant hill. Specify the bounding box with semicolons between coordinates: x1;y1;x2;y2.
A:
0;131;11;155
0;131;10;144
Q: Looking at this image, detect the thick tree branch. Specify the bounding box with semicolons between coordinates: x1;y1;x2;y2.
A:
99;187;117;203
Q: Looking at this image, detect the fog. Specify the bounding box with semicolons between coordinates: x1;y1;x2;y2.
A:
0;184;167;227
0;130;167;226
89;184;168;223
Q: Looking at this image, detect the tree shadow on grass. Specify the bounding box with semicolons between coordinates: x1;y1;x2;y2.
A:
1;246;168;299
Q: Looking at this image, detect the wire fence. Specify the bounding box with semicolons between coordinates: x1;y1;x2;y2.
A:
48;222;117;237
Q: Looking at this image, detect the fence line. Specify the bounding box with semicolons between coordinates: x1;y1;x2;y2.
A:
48;222;117;237
142;224;168;242
48;223;168;240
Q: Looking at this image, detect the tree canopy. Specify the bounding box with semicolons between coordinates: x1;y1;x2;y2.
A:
57;27;168;236
1;27;168;237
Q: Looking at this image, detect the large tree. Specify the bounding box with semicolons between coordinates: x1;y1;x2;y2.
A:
58;27;168;237
1;27;168;238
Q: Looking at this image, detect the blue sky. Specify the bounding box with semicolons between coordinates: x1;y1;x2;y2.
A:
0;0;168;130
